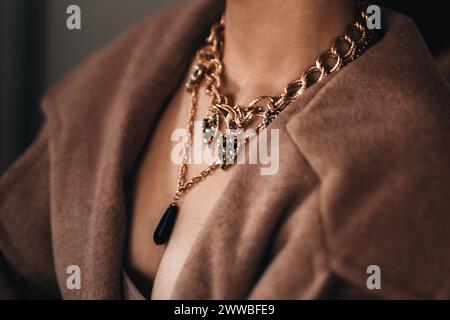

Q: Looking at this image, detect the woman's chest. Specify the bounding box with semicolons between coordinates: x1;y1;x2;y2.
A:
125;85;236;299
127;167;234;299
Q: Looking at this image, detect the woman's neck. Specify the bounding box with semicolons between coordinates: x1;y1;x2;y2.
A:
223;0;355;104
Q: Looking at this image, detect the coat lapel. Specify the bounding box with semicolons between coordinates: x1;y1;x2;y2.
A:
284;10;450;298
47;0;225;299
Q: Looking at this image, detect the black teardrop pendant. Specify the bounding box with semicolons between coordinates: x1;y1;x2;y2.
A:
153;203;179;245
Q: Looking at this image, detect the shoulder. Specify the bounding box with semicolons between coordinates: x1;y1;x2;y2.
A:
286;10;450;195
286;10;450;298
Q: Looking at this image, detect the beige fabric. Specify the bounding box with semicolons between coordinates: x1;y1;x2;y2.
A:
0;0;449;299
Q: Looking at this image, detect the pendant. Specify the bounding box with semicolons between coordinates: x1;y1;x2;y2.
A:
153;203;179;245
202;111;220;147
218;131;241;169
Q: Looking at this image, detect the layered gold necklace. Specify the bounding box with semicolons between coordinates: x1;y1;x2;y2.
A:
153;5;377;245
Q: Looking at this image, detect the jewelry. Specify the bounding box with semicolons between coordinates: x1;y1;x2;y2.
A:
153;5;378;245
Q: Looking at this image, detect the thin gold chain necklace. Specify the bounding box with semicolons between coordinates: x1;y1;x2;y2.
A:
153;6;377;245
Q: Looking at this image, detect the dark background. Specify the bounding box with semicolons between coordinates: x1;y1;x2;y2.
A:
0;0;448;175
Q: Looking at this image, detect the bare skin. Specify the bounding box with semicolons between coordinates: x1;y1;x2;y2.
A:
126;0;355;299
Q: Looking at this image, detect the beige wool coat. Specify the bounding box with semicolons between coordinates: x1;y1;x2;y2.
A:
0;0;449;299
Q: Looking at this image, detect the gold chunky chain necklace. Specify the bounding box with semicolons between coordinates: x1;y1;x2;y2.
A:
153;5;377;245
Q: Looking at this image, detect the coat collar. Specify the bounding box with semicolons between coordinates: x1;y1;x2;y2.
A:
285;10;450;298
46;0;225;299
44;0;449;298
